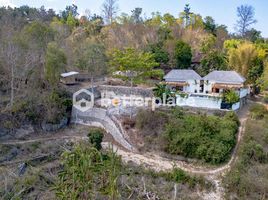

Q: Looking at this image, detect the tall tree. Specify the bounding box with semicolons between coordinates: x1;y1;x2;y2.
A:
244;28;262;42
0;37;22;107
45;42;66;87
102;0;119;24
227;42;258;80
0;9;27;107
109;48;159;87
200;50;228;76
174;40;192;69
75;39;107;90
183;4;191;27
87;14;104;35
131;7;143;24
236;5;257;37
66;13;78;28
203;16;216;35
147;43;169;66
23;21;55;85
215;25;229;49
61;4;79;21
162;13;176;28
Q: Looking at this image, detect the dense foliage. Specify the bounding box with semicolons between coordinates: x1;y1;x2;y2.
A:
55;143;121;199
136;109;239;164
164;111;239;164
88;128;104;150
223;89;240;105
109;47;160;85
174;40;192;69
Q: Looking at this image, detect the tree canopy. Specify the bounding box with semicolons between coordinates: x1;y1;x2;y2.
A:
109;47;160;85
174;40;192;69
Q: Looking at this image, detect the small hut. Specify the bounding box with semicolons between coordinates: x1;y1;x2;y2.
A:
60;71;79;85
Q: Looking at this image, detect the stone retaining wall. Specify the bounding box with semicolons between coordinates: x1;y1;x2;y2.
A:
98;85;154;98
71;107;134;151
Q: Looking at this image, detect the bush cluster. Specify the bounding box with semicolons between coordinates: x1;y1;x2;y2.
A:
3;89;72;129
249;104;268;119
164;112;238;164
88;128;104;150
136;108;239;164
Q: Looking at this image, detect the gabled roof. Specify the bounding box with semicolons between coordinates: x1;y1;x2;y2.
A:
61;71;79;78
203;71;246;84
164;70;202;82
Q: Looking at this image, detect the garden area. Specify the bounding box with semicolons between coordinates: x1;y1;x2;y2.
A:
135;108;239;164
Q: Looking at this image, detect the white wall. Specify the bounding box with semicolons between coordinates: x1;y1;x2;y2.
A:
176;95;222;109
203;81;214;94
184;80;201;93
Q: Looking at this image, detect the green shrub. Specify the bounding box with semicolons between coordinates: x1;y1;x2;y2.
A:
149;69;165;80
3;120;14;129
223;89;240;105
240;141;266;164
44;89;72;123
166;168;188;183
249;104;268;120
135;109;238;164
88;129;104;150
156;167;211;189
224;111;240;126
55;143;121;199
10;100;41;123
164;112;238;164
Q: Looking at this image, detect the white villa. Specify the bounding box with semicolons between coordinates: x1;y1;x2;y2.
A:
164;70;249;110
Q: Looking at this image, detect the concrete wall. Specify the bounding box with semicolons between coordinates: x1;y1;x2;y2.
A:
176;95;222;110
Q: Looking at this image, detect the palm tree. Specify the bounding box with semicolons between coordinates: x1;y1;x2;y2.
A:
153;83;172;100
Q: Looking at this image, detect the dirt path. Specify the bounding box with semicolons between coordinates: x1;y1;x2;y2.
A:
0;135;88;145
